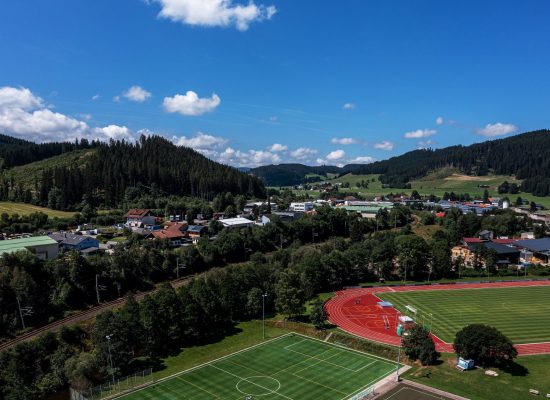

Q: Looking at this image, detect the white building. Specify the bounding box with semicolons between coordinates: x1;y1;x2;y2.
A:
289;202;314;212
220;217;255;230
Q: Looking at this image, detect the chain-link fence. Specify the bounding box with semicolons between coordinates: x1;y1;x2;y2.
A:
70;368;153;400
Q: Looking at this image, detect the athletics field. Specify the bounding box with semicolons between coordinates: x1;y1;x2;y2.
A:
325;281;550;355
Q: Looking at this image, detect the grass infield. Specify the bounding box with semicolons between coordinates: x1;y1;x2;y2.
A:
378;285;550;344
117;334;395;400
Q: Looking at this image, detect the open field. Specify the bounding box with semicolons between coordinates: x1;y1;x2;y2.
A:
0;201;74;218
378;286;550;344
405;353;550;400
118;334;395;400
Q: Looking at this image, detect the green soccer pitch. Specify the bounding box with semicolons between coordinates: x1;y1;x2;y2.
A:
378;285;550;344
117;334;396;400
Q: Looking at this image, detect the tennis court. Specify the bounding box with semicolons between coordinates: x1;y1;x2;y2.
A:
376;383;458;400
117;333;396;399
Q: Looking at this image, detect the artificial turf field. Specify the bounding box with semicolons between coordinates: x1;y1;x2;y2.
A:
378;285;550;344
118;334;395;400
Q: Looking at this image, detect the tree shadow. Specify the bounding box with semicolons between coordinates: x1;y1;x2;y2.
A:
500;361;529;377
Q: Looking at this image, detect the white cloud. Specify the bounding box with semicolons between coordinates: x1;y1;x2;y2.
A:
0;86;43;110
373;140;394;151
173;132;228;149
113;95;120;102
331;137;357;145
152;0;277;31
417;139;436;149
343;102;355;110
0;86;137;143
348;156;375;164
92;94;100;101
326;149;345;161
435;116;444;125
268;116;278;122
269;143;288;152
477;122;518;137
79;113;92;121
404;129;437;139
289;147;318;160
123;85;152;102
163;90;221;116
217;147;280;167
95;125;134;140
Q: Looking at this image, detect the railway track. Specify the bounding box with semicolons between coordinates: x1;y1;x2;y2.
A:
0;275;194;353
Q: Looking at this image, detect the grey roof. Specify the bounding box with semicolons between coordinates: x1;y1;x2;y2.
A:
187;225;207;233
49;232;95;246
513;238;550;253
483;242;519;255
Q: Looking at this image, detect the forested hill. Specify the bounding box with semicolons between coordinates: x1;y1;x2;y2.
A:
0;135;265;209
351;129;550;195
0;133;98;169
249;164;344;186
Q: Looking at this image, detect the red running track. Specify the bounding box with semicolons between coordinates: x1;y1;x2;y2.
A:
325;280;550;356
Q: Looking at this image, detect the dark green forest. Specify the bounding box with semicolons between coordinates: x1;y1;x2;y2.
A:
0;135;265;209
249;164;342;186
0;134;97;169
351;129;550;193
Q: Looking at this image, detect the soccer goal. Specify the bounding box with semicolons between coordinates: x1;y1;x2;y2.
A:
349;385;375;399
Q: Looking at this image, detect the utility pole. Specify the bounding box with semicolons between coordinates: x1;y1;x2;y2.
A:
95;274;107;304
16;297;34;330
106;334;115;385
395;313;403;382
262;293;268;339
176;259;186;279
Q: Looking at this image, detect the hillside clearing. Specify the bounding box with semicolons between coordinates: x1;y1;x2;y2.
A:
0;202;74;218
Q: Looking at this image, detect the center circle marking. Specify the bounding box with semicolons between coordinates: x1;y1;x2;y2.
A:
235;376;281;397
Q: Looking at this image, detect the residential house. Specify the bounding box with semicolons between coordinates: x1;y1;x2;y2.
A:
187;225;208;243
124;209;156;228
0;236;59;260
151;222;188;247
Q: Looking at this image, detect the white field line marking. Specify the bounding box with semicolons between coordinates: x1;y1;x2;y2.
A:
283;339;306;351
273;346;336;376
341;366;399;400
176;376;221;399
292;332;396;367
384;387;446;400
285;347;358;371
112;333;293;399
290;372;348;395
353;360;377;373
292;350;342;375
209;364;294;400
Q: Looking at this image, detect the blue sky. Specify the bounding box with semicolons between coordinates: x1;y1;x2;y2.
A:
1;0;549;167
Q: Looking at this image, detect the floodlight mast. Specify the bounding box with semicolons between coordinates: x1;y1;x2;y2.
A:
106;334;115;385
262;293;268;339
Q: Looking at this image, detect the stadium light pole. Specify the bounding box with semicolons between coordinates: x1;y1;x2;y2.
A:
395;312;402;382
262;293;268;339
106;334;115;385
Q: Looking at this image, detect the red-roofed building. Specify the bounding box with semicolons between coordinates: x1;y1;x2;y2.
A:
435;212;445;218
124;209;156;227
463;237;484;244
492;238;516;244
152;222;188;247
